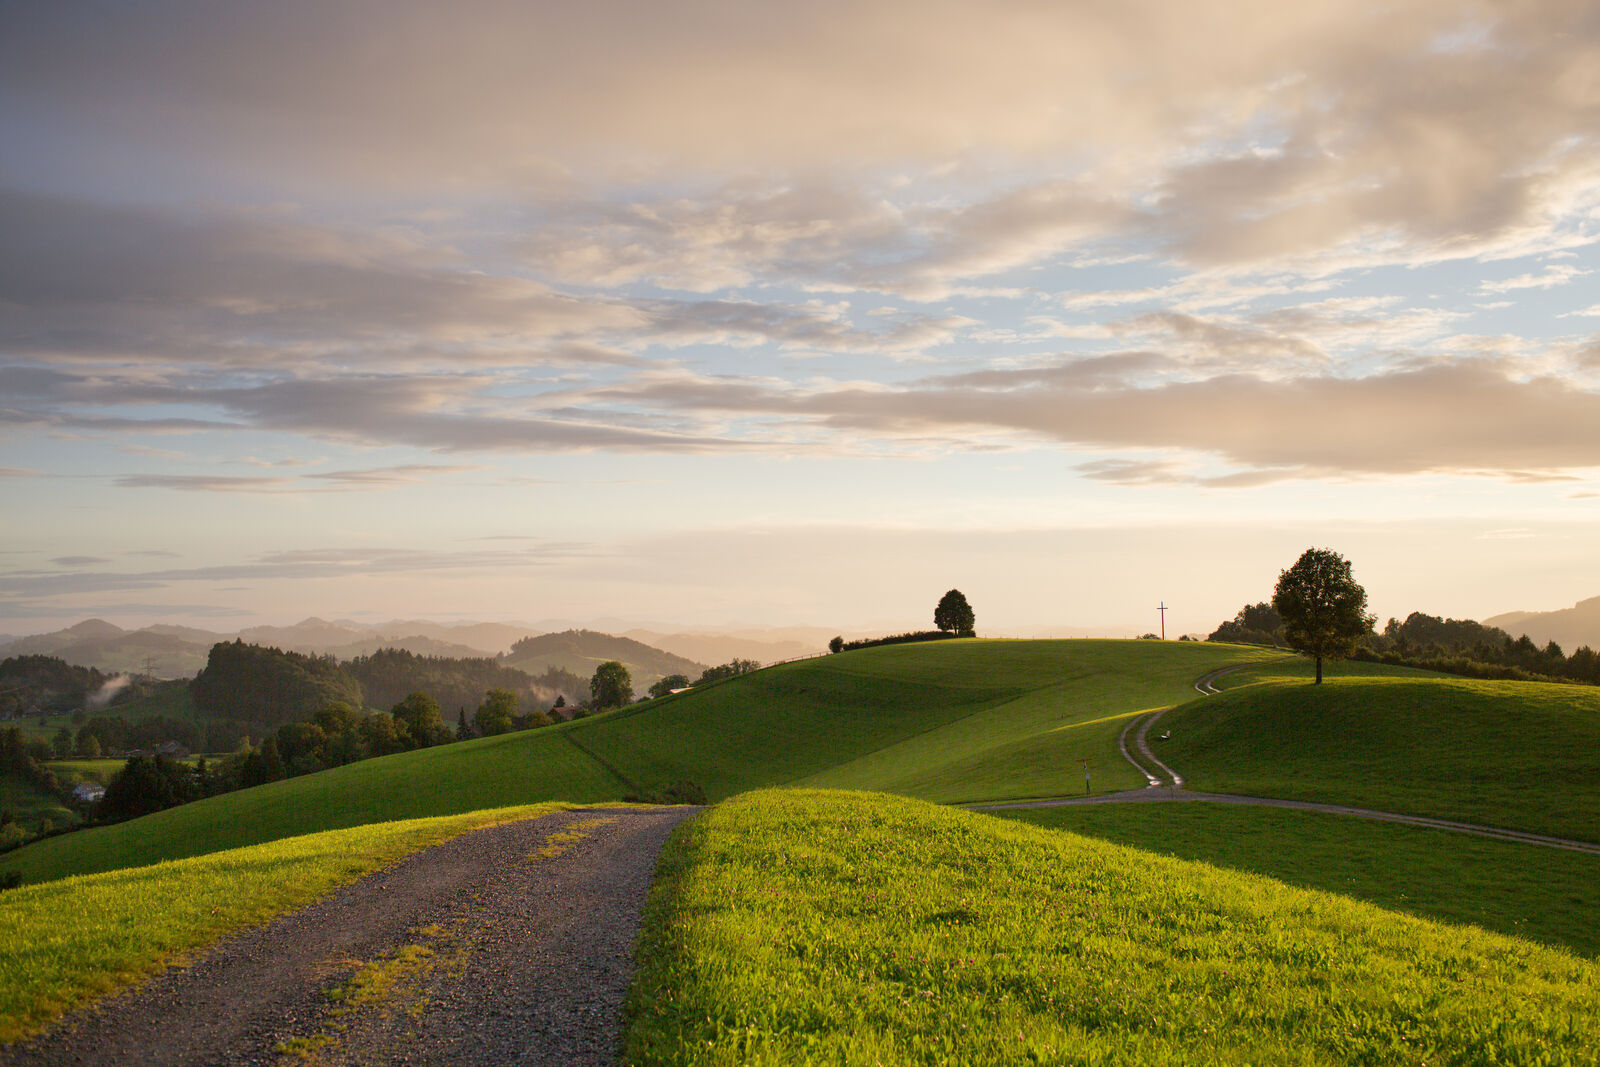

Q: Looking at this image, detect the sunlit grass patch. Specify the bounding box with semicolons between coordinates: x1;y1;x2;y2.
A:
0;802;566;1043
625;789;1600;1065
998;801;1600;959
1163;675;1600;840
530;816;617;861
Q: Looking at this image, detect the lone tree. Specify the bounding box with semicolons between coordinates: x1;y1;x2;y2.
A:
934;589;976;637
1271;547;1375;684
590;660;633;709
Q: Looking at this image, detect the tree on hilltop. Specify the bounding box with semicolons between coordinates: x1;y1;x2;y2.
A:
934;589;976;637
1272;548;1375;684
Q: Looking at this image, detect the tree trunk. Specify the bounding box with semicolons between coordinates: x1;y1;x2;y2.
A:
1314;655;1323;684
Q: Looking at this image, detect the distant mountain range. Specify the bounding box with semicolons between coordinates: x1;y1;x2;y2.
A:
0;618;544;678
1485;596;1600;653
0;616;822;684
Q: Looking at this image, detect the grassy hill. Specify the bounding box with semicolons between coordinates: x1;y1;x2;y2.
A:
502;629;707;691
625;790;1600;1064
8;640;1600;1058
1000;802;1600;958
2;639;1286;884
1159;674;1600;841
579;638;1285;803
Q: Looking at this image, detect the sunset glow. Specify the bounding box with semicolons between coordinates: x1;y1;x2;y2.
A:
3;1;1598;636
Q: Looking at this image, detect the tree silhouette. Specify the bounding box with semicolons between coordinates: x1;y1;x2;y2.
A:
934;589;976;637
1272;547;1375;684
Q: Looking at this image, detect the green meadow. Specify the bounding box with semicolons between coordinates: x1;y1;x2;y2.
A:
1000;802;1600;959
1157;674;1600;841
573;638;1284;803
625;789;1600;1065
0;776;78;838
3;639;1287;884
4;639;1600;1061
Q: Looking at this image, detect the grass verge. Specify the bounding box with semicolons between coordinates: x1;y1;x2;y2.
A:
997;802;1600;959
0;801;568;1044
626;789;1599;1065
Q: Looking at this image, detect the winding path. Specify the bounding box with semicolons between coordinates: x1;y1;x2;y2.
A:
0;807;695;1067
974;665;1600;856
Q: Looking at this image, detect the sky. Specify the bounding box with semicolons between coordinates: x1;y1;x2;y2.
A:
2;0;1599;639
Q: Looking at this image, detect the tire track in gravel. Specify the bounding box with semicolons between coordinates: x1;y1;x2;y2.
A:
1;807;697;1067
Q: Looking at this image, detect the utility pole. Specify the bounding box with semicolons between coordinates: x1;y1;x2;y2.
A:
1158;602;1168;640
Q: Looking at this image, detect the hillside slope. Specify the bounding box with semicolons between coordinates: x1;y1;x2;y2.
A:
577;639;1284;803
503;629;707;691
1162;675;1600;841
627;790;1600;1064
4;639;1285;884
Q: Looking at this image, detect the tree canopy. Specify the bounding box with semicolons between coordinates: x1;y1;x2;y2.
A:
934;589;976;637
1207;602;1285;646
648;674;690;699
1271;547;1375;684
590;661;633;709
473;688;518;736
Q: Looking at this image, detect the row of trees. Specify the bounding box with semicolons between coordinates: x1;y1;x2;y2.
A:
1212;547;1600;686
828;589;979;654
0;655;117;716
597;657;764;706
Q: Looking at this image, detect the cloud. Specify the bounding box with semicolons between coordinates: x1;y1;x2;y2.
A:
50;556;111;566
0;542;597;602
1075;459;1190;486
7;1;1595;277
0;601;255;621
601;356;1600;480
114;474;296;492
1479;264;1590;293
0;188;650;370
3;364;748;454
304;464;484;486
115;464;515;493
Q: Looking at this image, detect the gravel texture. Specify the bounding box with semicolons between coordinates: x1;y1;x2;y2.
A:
2;807;696;1067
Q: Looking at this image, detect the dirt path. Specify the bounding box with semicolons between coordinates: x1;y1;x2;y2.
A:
992;664;1600;855
1;807;695;1067
969;789;1600;854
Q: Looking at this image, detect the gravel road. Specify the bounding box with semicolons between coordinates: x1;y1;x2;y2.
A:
1;807;696;1067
